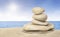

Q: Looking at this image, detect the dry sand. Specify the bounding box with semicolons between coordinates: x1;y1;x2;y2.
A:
0;28;60;37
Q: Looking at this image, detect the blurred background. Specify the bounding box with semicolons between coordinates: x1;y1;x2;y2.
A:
0;0;60;29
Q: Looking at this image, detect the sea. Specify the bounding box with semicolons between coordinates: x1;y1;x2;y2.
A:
0;21;60;30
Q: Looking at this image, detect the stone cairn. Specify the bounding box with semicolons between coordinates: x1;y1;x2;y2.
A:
23;7;54;32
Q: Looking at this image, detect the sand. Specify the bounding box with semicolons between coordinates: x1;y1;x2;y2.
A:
0;28;60;37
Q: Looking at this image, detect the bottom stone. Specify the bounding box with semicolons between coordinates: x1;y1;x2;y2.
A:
23;23;54;31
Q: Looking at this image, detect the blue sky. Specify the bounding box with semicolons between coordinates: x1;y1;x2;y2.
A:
0;0;60;21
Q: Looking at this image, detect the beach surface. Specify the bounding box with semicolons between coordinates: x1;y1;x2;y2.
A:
0;28;60;37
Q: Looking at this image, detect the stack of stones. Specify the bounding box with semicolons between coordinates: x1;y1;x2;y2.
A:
23;7;54;32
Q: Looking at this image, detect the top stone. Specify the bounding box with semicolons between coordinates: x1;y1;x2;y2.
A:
32;7;45;15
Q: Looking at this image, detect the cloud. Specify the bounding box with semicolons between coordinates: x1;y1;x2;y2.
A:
0;1;60;21
0;2;32;21
47;10;60;21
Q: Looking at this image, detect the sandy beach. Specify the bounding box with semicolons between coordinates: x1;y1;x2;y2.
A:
0;28;60;37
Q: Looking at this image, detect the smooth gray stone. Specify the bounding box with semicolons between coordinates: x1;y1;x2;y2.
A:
32;19;48;26
23;23;54;31
32;13;47;21
32;7;44;15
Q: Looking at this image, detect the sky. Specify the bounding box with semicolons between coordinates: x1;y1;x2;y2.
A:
0;0;60;21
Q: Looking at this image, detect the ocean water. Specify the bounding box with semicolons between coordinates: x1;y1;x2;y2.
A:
0;21;60;30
